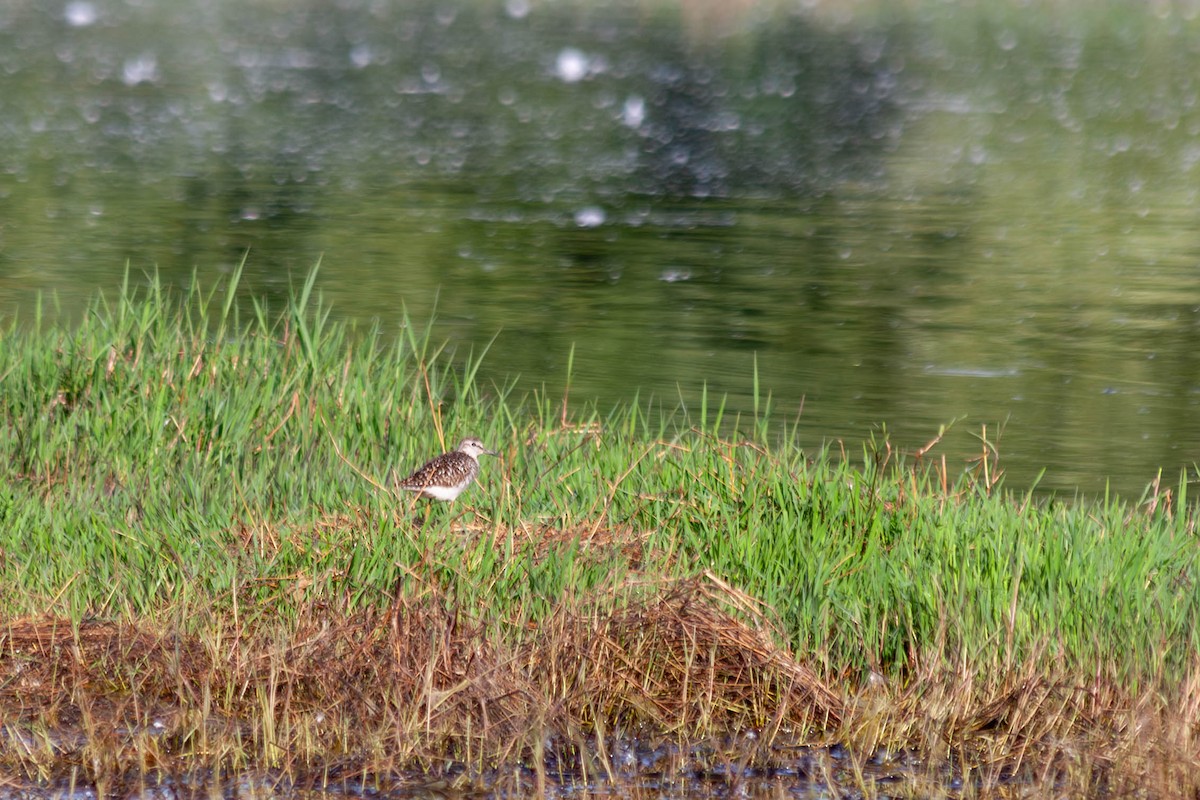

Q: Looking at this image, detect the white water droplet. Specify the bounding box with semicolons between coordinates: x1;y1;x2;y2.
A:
64;1;97;27
555;48;588;83
574;206;605;227
122;54;159;86
622;95;645;127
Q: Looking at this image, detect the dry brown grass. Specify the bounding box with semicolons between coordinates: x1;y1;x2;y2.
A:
1;529;1198;797
3;593;1198;797
522;575;843;735
0;569;842;791
838;647;1200;797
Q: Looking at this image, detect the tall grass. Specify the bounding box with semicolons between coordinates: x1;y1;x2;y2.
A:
0;267;1197;686
644;435;1200;685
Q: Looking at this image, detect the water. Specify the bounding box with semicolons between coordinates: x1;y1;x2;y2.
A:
3;0;1200;498
0;725;999;799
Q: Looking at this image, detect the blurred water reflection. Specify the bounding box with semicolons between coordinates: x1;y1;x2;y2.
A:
2;0;1200;497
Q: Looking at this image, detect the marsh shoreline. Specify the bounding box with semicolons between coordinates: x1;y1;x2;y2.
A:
0;274;1197;797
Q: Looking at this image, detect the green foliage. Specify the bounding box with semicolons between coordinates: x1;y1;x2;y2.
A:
0;268;1196;690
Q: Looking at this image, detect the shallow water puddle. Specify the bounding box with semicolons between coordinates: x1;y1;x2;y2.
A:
0;735;1023;799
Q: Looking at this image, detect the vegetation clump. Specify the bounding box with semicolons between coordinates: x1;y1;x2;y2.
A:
0;269;1197;797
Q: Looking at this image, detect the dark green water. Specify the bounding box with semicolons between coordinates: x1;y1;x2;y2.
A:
4;0;1200;498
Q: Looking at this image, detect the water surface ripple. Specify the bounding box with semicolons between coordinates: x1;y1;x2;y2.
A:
3;1;1200;496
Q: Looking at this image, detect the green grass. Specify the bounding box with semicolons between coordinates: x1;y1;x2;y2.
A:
654;438;1200;685
0;265;1197;693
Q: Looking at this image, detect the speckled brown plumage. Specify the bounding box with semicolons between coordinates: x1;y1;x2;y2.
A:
399;437;496;501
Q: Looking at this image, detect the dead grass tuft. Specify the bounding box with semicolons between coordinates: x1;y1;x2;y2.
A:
277;579;537;761
839;649;1200;794
525;574;843;736
0;617;209;724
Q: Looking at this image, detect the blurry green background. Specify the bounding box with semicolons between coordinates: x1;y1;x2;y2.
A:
3;0;1200;497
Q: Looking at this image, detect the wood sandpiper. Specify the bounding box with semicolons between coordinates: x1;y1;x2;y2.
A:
398;437;497;502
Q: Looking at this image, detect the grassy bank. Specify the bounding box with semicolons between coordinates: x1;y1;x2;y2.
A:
1;269;1198;796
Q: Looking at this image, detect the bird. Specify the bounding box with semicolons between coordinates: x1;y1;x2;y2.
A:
397;437;497;502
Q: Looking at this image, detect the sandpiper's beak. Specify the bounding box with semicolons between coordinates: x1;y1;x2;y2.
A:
484;447;499;457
